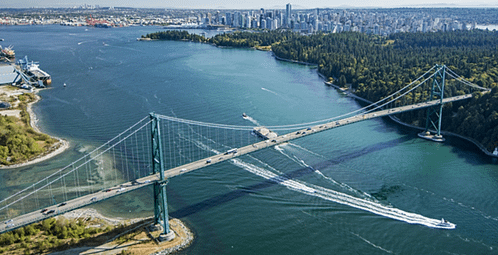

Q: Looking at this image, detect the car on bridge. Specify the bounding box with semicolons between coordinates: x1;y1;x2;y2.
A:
58;202;67;207
4;219;13;224
45;209;55;215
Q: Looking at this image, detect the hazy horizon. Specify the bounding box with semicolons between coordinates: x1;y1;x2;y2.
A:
2;0;498;9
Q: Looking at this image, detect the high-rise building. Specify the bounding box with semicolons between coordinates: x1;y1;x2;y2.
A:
226;12;232;26
286;3;292;27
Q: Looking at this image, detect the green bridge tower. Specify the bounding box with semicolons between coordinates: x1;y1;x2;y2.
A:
418;64;446;142
150;113;175;241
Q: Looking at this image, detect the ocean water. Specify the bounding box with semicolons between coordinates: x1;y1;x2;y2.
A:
1;25;497;254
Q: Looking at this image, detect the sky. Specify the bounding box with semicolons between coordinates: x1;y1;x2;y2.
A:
2;0;498;9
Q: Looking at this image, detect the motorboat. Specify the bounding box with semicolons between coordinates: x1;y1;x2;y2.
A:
435;218;456;229
242;113;247;118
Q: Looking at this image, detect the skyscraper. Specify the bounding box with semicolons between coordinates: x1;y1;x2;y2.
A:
286;3;292;27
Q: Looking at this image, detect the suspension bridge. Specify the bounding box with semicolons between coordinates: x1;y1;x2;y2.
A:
0;65;491;238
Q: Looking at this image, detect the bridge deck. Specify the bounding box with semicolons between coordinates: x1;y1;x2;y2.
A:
0;94;472;233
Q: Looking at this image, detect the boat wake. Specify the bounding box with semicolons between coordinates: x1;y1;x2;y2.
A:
351;232;394;254
230;158;455;229
242;113;261;126
277;144;373;200
261;87;279;96
179;129;455;229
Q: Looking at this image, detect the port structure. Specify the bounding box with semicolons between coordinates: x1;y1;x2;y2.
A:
9;56;51;89
0;64;492;235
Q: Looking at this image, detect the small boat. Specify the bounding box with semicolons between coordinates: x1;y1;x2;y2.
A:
63;83;66;87
242;113;247;118
435;218;456;229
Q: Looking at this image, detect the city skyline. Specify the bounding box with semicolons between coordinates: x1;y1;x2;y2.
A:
2;0;498;9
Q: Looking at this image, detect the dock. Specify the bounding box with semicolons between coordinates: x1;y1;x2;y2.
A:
0;56;51;89
16;56;51;87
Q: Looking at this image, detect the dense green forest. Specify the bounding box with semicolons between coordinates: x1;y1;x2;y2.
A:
142;30;207;42
0;217;109;254
143;30;498;153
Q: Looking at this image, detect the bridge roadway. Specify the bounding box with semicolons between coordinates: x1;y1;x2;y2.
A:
0;94;472;233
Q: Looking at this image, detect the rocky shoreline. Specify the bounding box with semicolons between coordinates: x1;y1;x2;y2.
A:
55;208;194;254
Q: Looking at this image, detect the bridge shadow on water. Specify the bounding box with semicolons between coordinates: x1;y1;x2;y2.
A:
170;135;413;219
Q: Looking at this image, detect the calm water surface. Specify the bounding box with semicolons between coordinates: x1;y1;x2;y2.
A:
1;25;497;254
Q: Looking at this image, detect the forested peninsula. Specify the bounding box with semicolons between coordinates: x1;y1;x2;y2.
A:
0;92;60;166
142;30;498;154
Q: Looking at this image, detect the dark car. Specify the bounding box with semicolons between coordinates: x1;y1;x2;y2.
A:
45;209;55;215
58;202;67;207
41;208;49;214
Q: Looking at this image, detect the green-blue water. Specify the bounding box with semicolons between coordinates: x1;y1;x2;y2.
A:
1;25;498;254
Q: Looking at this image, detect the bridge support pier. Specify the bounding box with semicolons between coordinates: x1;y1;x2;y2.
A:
150;113;175;242
419;64;446;142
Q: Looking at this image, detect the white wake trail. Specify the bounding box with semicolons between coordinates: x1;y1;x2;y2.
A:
276;145;374;200
243;115;261;126
261;87;279;96
178;127;455;229
230;158;455;229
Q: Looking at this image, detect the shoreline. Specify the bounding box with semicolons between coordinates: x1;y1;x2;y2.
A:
272;53;318;66
54;208;194;255
322;80;498;158
271;53;496;157
0;89;70;169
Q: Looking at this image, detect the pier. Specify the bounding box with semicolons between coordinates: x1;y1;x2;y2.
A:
0;57;51;89
15;56;52;88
